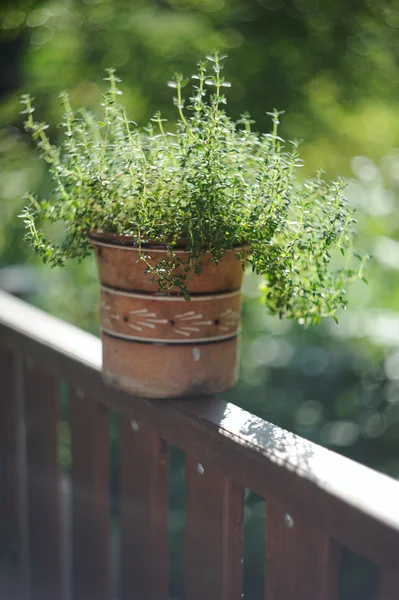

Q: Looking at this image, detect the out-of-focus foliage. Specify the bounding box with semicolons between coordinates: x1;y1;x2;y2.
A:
1;1;399;598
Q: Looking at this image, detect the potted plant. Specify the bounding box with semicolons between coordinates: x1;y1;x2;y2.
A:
20;52;366;398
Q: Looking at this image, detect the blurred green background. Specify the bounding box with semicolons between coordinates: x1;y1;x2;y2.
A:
1;0;399;597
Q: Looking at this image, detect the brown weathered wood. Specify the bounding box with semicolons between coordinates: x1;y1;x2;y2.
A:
185;456;243;600
24;362;62;600
0;349;25;600
266;500;339;600
379;569;399;600
70;389;110;600
2;291;399;570
0;350;19;545
120;418;168;600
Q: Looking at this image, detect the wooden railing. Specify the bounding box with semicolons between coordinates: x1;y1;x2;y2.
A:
0;288;399;600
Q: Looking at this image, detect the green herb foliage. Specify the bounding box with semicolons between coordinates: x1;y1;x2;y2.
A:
20;52;366;325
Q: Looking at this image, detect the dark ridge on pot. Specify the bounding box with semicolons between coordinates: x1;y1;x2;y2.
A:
102;330;238;346
100;282;242;297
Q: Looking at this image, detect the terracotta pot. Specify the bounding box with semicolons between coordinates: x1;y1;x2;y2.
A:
90;233;245;398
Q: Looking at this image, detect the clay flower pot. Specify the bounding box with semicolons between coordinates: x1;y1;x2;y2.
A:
90;233;246;398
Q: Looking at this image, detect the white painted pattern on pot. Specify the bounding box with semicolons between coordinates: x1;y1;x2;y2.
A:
172;310;213;337
219;308;240;332
128;308;168;331
101;299;114;325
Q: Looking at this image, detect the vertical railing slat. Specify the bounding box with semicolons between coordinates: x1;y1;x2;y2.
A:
120;418;168;600
24;361;63;600
0;349;19;545
185;456;244;600
70;389;110;600
379;569;399;600
0;349;25;600
266;499;339;600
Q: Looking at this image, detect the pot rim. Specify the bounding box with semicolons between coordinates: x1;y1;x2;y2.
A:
88;230;250;255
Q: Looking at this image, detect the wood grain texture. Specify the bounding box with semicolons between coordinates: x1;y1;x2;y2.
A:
266;500;339;600
2;291;399;570
379;569;399;600
185;456;243;600
120;418;168;600
70;389;110;600
24;363;62;600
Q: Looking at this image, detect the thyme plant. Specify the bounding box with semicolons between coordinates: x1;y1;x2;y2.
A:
20;52;366;324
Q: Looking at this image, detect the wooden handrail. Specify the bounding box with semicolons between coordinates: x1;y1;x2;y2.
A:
1;289;399;599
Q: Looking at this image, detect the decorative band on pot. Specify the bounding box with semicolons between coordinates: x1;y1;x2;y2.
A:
100;285;242;345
